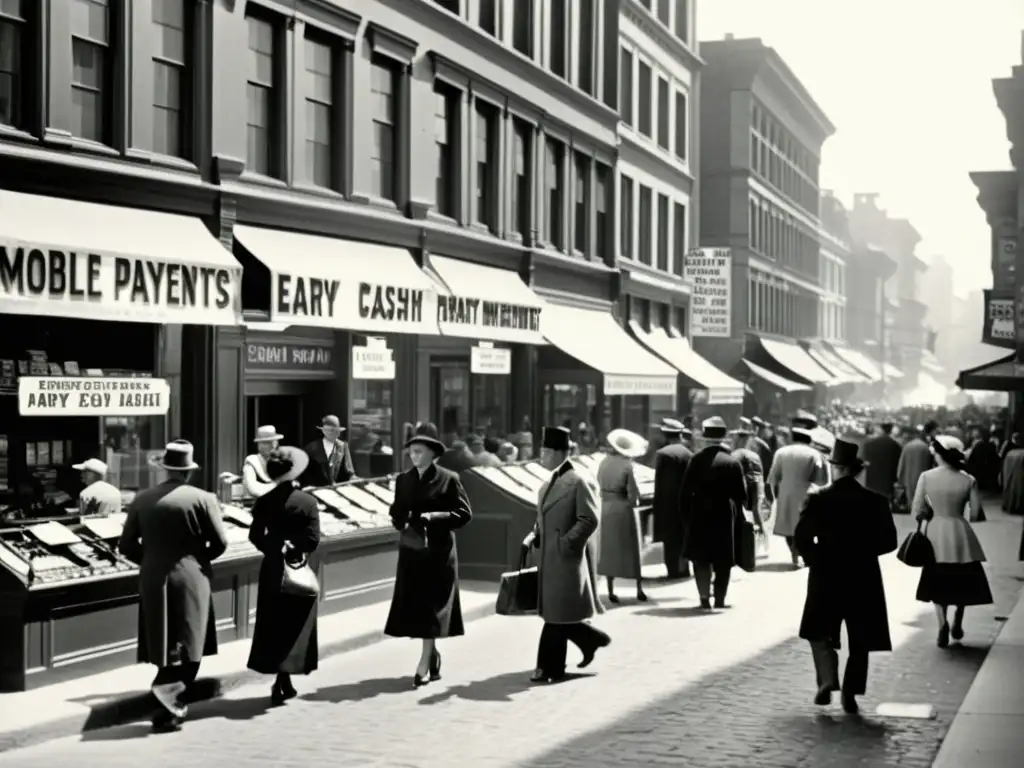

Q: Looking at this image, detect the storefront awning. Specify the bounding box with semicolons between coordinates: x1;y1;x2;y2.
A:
957;353;1020;392
429;255;545;344
804;343;865;385
542;304;677;396
751;335;835;385
628;322;744;405
233;226;440;335
826;343;883;383
741;359;812;393
0;190;242;325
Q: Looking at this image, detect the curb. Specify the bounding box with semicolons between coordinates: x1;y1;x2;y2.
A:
0;599;498;754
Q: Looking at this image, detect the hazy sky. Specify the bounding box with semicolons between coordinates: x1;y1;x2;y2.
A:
698;0;1024;296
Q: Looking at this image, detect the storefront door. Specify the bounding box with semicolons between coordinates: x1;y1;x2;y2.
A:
245;395;304;447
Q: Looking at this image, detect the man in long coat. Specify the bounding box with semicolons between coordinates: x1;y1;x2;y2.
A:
678;416;747;610
794;439;897;714
897;419;938;507
524;426;609;683
862;421;902;500
1001;433;1024;516
749;416;775;479
118;440;228;731
652;418;692;579
767;426;827;568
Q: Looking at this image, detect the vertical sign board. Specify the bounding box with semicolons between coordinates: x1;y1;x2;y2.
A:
684;248;732;338
982;290;1015;349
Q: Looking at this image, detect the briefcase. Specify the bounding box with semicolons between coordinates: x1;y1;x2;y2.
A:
495;550;538;616
735;517;756;573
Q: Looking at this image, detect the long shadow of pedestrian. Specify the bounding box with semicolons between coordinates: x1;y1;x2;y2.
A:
302;677;412;704
79;693;273;742
418;670;592;705
634;605;723;619
756;562;801;573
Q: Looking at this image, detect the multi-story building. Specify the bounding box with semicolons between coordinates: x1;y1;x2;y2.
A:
696;36;837;416
920;254;955;378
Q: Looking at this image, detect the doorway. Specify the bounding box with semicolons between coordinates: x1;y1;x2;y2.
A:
245;394;304;447
430;362;470;443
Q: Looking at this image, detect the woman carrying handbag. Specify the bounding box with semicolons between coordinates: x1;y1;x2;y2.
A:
384;423;473;687
246;447;321;705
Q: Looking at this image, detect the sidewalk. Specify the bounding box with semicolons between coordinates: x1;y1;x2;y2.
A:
0;580;500;753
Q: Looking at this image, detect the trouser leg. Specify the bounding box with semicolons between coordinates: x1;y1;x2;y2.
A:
842;648;869;697
810;640;841;691
536;623;568;675
712;562;732;604
664;538;684;578
692;561;712;600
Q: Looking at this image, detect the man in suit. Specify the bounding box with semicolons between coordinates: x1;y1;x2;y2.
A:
897;419;938;508
794;439;898;714
749;416;776;480
524;426;610;683
302;414;355;487
768;425;828;568
678;416;748;610
652;418;693;579
862;421;902;500
118;440;229;731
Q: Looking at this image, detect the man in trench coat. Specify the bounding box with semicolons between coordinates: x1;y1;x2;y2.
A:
767;426;827;567
524;426;609;683
862;421;902;501
794;439;898;714
118;440;229;731
652;418;693;579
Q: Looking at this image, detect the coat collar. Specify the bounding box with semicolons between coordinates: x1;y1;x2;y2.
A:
410;463;438;484
540;461;575;514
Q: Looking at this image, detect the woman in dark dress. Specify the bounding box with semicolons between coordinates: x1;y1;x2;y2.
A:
384;422;473;687
246;447;321;705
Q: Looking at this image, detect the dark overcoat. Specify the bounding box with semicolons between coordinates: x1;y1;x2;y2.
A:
652;442;692;546
301;439;355;487
118;480;228;667
678;445;746;565
384;464;472;638
862;434;902;499
247;483;321;675
794;477;898;652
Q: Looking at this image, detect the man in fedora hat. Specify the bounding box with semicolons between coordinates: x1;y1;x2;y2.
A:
302;415;355;487
794;439;897;714
118;440;229;731
652;418;692;579
73;458;122;517
767;424;828;568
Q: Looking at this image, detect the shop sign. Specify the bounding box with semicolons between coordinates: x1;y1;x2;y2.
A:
684;248;731;338
470;344;511;375
603;375;677;396
0;244;241;325
352;338;395;380
245;341;334;372
18;376;171;416
438;295;543;343
982;289;1014;349
271;272;440;335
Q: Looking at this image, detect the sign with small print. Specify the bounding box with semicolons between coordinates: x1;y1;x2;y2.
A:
18;376;171;416
470;344;512;375
245;341;334;373
684;248;732;338
982;289;1014;349
352;338;395;380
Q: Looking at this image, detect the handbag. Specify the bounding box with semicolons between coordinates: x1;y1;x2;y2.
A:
281;558;320;597
734;514;757;573
400;524;428;552
495;548;538;616
897;518;935;568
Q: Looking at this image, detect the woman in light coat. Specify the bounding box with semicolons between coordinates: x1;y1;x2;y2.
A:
596;429;648;603
243;425;284;498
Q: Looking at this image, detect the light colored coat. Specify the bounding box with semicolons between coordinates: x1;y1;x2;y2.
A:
767;442;826;538
529;463;604;624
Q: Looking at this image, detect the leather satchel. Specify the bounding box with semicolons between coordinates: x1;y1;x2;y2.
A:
897;518;934;568
281;558;320;597
495;548;539;616
734;514;757;573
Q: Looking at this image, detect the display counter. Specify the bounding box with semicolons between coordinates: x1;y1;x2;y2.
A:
457;453;655;581
0;476;400;692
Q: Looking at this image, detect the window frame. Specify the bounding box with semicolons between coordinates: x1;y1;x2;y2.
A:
636;56;653;138
619;173;634;259
151;0;191;160
302;31;337;190
544;136;565;250
71;0;116;146
433;79;459;219
656;75;670;150
368;54;399;202
618;44;634;127
473;97;499;232
511;117;532;241
573;150;590;254
244;9;281;178
638;184;653;266
673;87;688;161
0;0;34;133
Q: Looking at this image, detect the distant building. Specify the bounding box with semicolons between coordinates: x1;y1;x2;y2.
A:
920;255;955;372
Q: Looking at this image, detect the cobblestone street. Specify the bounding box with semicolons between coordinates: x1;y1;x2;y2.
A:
1;515;1019;768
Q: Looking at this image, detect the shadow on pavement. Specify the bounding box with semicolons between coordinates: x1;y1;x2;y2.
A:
756;562;802;573
633;605;724;619
75;677;223;733
301;676;413;703
417;670;592;705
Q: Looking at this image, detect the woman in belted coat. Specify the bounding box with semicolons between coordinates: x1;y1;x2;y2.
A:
596;429;648;603
384;422;473;688
247;447;321;705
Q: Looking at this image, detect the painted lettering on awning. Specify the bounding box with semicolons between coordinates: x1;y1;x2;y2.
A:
357;283;423;324
437;296;541;331
275;274;339;318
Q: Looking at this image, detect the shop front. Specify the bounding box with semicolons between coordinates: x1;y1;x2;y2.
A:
737;359;812;423
743;334;836;414
802;341;865;389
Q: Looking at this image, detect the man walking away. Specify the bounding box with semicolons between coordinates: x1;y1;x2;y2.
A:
768;426;827;568
862;420;902;501
652;418;692;579
794;439;897;714
897;419;938;507
1002;433;1024;516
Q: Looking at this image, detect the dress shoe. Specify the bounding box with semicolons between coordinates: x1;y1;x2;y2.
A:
578;635;612;669
699;598;712;610
607;593;621;604
636;591;649;602
813;686;832;706
429;650;442;682
713;598;729;609
530;669;564;683
841;693;859;714
271;682;297;706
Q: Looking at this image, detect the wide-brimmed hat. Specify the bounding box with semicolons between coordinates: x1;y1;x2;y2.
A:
660;418;685;435
153;439;200;471
830;438;867;469
607;429;648;459
72;458;108;476
265;446;309;484
404;422;446;455
701;416;728;440
932;434;966;467
254;425;284;443
810;427;836;454
317;415;346;433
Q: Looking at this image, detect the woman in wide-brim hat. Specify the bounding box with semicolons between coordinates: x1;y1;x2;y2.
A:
384;422;473;687
597;428;649;603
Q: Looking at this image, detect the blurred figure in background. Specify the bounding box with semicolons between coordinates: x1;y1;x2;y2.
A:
466;434;501;467
652;418;692;580
598;429;648;603
897;419;938;509
1001;433;1024;516
861;421;901;502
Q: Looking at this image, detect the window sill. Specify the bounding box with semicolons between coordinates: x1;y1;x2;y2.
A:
124;148;200;175
0;124;40;144
238;170;289;189
65;136;122;158
426;210;460;227
349;192;402;214
290;181;347;201
470;221;494;237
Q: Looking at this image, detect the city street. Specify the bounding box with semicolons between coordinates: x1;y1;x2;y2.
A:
0;514;1019;768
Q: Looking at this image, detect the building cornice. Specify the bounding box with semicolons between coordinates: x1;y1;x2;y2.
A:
993;75;1024;168
969;169;1016;224
621;0;705;72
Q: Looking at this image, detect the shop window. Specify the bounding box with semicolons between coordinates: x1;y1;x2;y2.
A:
435;81;458;218
152;0;190;158
370;56;398;201
350;380;395;477
542;383;601;447
649;394;677;429
71;0;114;144
245;11;278;176
104;415;165;492
0;0;31;130
472;375;509;441
511;118;532;239
622;396;645;435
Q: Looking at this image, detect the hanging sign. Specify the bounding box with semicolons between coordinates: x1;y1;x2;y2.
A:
684;248;732;338
352;338;395;380
245;341;334;373
0;245;241;325
438;295;544;344
470;343;512;375
983;289;1015;349
18;377;171;416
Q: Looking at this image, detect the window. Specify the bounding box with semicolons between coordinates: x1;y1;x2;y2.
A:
475;101;497;230
152;0;189;158
672;202;686;276
434;0;459;13
245;14;276;175
545;138;564;249
656;193;669;271
656;0;669;26
657;77;669;149
674;0;689;42
674;90;687;160
577;0;594;95
549;0;566;78
512;0;532;57
0;0;29;129
304;37;333;188
71;0;112;143
511;119;531;240
595;164;609;260
619;174;634;258
573;152;589;253
434;82;457;218
638;186;652;265
637;61;652;137
479;0;498;36
350;378;395;477
370;58;397;201
619;47;633;127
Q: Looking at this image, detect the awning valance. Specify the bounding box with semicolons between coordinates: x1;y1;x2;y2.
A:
429;255;545;344
826;344;883;383
741;359;812;393
542;304;677;396
752;335;835;385
957;354;1020;392
628;322;744;405
0;190;242;325
233;225;440;335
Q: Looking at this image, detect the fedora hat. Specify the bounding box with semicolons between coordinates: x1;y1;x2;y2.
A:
317;415;346;433
830;438;867;468
659;417;685;435
253;425;284;443
404;422;447;455
153;439;200;471
810;427;836;454
607;428;648;459
701;416;728;440
264;446;309;485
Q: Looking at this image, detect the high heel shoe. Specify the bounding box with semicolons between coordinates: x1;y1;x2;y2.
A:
429;650;442;682
937;624;950;648
636;591;649;603
413;674;429;688
951;624;964;642
270;681;296;706
607;593;621;604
